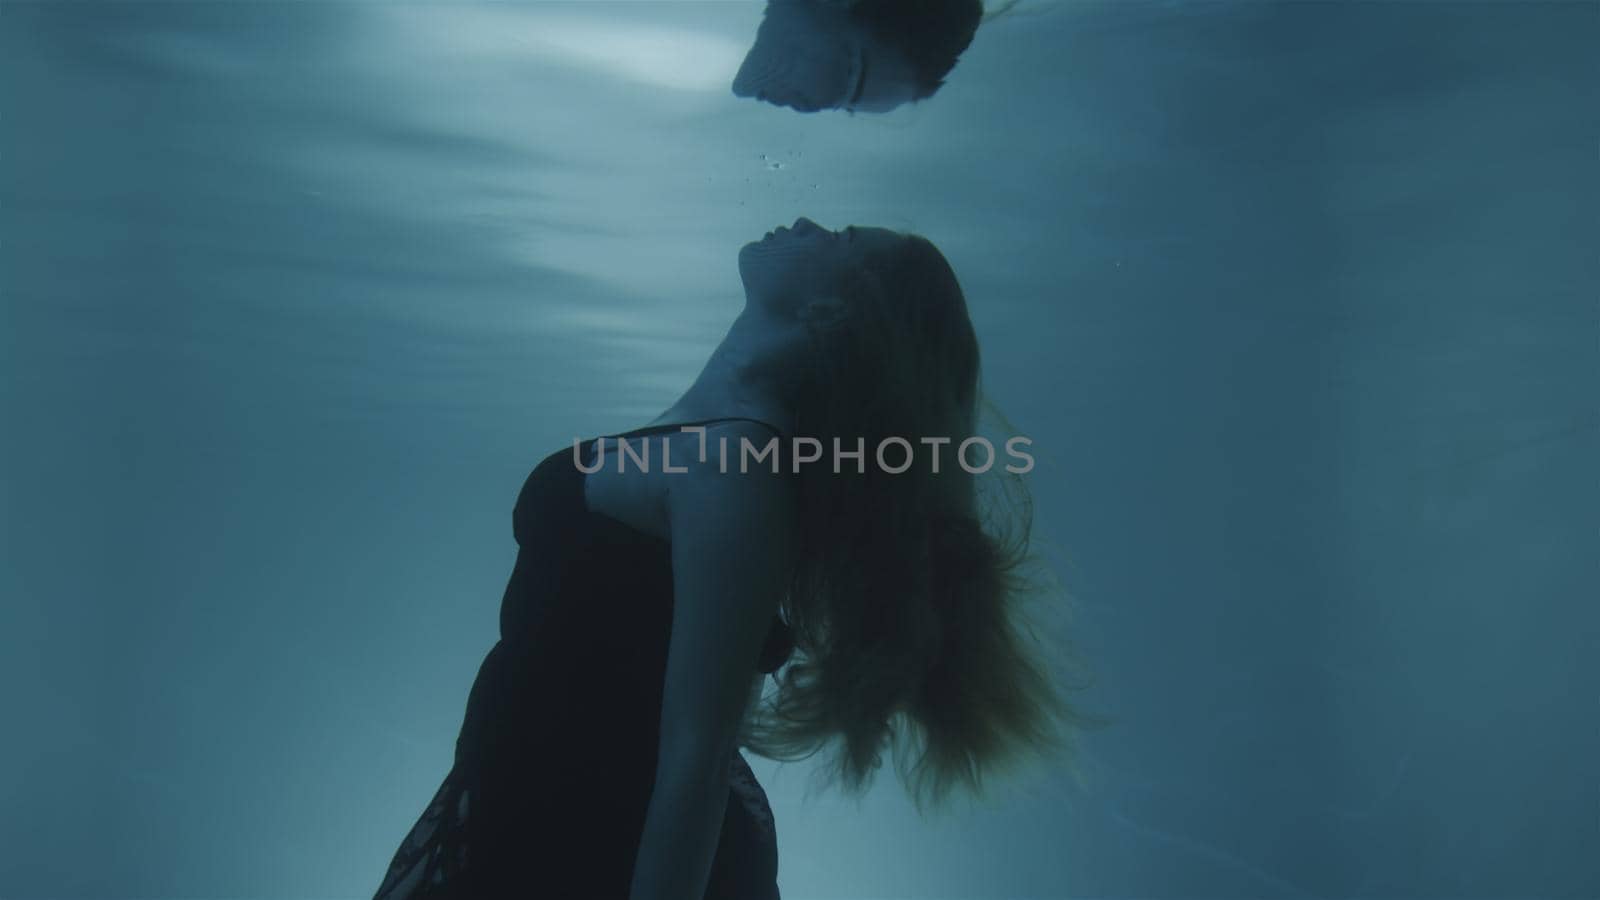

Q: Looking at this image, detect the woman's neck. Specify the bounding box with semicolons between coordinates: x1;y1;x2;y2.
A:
647;336;793;434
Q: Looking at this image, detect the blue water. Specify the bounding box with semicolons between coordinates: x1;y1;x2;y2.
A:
2;2;1595;897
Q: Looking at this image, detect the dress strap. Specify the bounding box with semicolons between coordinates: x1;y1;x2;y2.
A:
600;416;785;441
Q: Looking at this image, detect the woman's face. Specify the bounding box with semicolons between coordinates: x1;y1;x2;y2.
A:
738;217;901;318
732;0;922;114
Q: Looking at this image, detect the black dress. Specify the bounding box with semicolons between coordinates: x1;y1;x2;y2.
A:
374;417;796;899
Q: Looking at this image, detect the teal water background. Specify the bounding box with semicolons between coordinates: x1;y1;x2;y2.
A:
2;2;1595;897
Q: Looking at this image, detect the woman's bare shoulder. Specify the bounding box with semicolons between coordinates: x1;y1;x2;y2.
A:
663;423;795;546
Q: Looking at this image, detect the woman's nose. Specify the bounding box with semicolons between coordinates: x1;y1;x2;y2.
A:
793;216;818;232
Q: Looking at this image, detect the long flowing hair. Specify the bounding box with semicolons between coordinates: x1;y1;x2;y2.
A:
737;233;1089;814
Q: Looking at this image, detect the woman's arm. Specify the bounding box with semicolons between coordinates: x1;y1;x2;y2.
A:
627;429;796;900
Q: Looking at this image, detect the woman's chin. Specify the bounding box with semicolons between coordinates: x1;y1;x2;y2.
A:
741;233;779;258
737;241;762;283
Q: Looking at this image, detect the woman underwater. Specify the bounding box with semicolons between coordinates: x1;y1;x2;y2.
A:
372;218;1080;899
